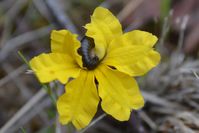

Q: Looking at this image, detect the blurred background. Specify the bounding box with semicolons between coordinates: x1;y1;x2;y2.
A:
0;0;199;133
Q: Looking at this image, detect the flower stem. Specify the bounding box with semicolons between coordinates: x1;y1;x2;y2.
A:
17;51;31;68
20;127;26;133
17;51;57;105
42;84;56;105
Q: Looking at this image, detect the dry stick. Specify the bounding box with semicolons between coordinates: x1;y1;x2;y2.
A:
117;0;143;21
78;114;107;133
0;18;12;48
0;25;53;62
166;117;195;133
3;0;27;19
155;11;173;95
33;0;53;23
0;65;26;87
177;15;189;51
192;70;199;79
0;0;28;47
158;10;173;52
10;98;52;133
170;15;189;70
139;111;157;130
1;63;32;99
13;1;35;35
45;0;79;34
0;89;46;133
99;1;111;8
184;97;199;111
142;91;182;109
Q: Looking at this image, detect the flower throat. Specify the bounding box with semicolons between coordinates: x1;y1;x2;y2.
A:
78;37;100;70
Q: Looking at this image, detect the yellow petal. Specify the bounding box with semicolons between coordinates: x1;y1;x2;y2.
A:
29;53;80;84
84;7;122;59
57;70;99;130
94;65;144;121
107;30;158;52
123;30;158;47
103;33;161;76
51;30;82;67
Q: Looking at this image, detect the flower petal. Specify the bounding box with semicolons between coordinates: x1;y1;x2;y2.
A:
29;53;80;84
94;65;144;121
103;32;160;76
108;30;158;52
124;30;158;47
51;30;82;67
57;70;99;129
84;7;122;59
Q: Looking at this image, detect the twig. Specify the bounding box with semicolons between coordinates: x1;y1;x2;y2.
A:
170;15;189;69
0;65;26;87
0;25;53;62
158;10;173;51
164;117;195;133
44;0;78;33
99;1;111;8
33;0;52;23
3;0;28;20
11;98;52;133
139;111;157;130
184;97;199;111
78;113;106;133
142;91;182;108
117;0;143;21
2;63;32;99
0;89;46;133
0;0;28;47
177;15;189;51
13;1;34;35
192;70;199;79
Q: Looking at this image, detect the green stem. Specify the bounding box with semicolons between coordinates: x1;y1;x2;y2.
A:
17;51;57;105
43;84;57;105
18;51;31;68
20;127;26;133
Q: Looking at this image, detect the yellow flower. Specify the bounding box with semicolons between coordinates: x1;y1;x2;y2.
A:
29;7;160;129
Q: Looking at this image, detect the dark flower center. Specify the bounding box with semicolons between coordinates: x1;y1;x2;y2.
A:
78;37;100;70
